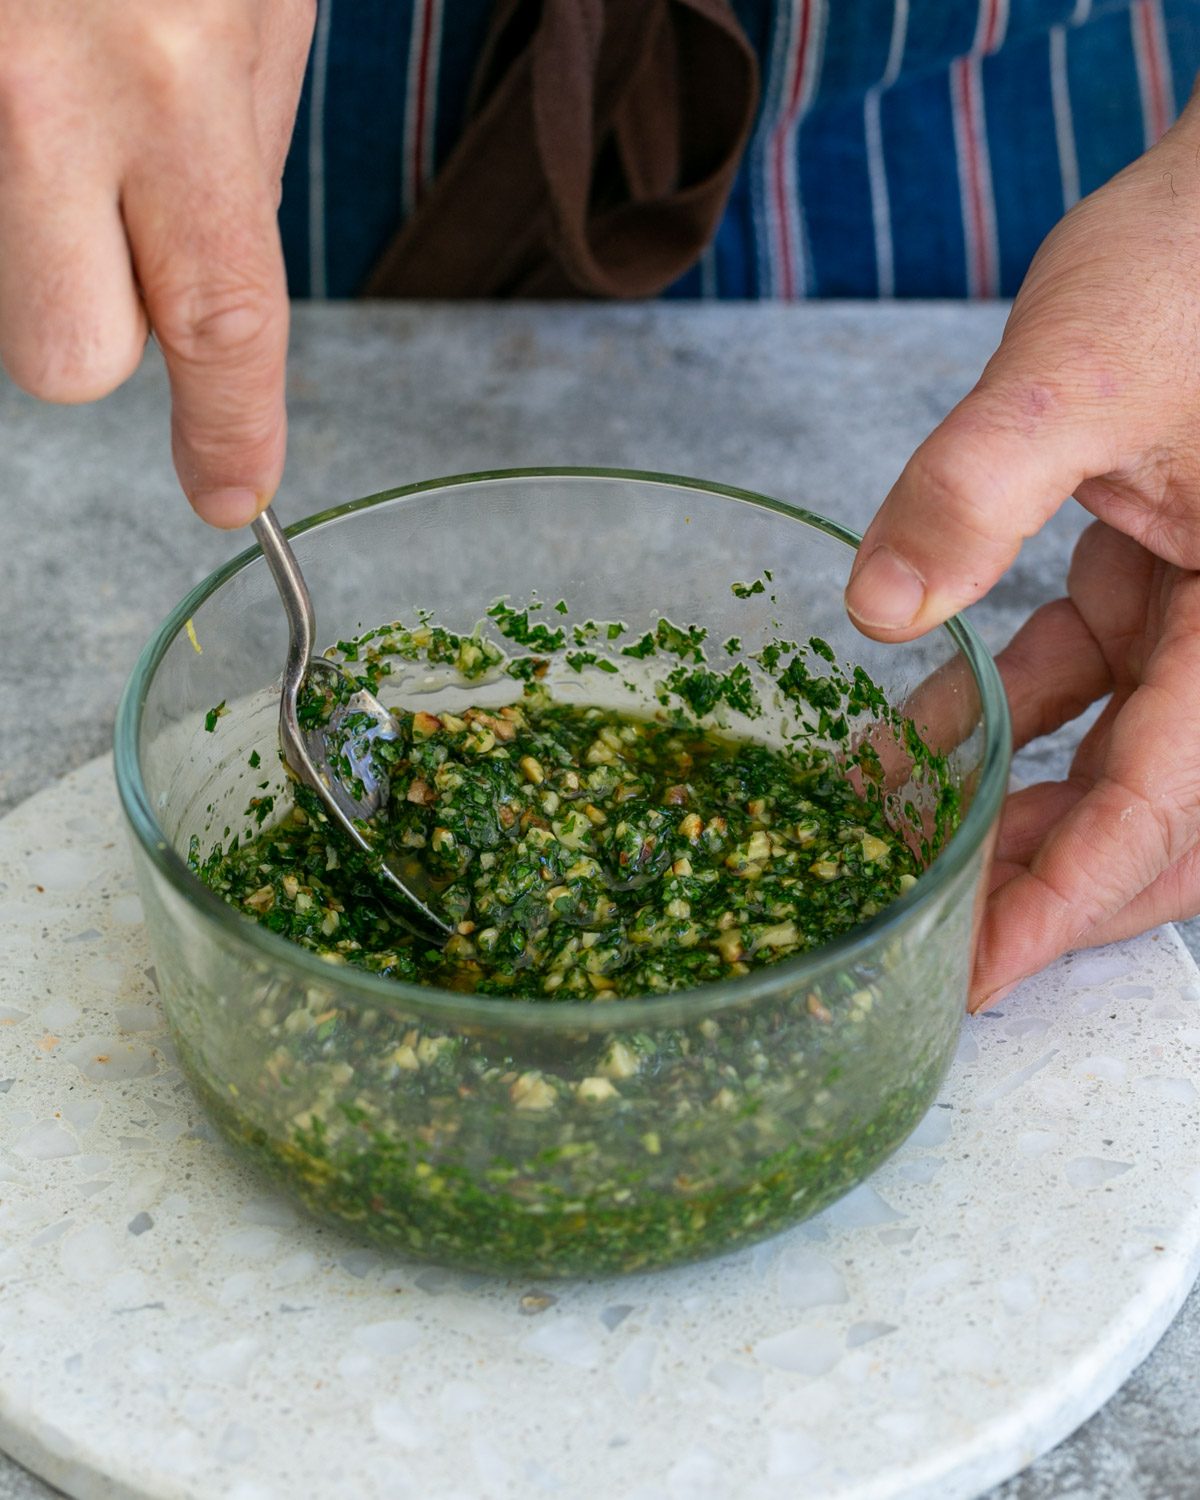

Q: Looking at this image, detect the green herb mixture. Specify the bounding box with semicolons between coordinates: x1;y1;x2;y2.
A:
178;595;965;1275
200;696;920;998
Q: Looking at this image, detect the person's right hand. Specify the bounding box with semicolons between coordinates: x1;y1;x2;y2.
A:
0;0;314;527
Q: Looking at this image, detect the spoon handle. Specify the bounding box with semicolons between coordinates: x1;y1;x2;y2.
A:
252;508;317;774
252;508;314;677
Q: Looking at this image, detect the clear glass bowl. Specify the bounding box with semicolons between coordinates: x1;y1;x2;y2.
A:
115;470;1010;1277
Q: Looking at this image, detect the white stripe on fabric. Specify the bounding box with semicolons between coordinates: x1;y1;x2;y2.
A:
950;59;972;294
771;3;807;299
1132;0;1153;149
402;2;427;218
779;110;804;299
882;0;910;87
973;61;999;298
421;0;445;194
795;0;830;298
1049;26;1080;210
1131;13;1150;149
864;92;892;297
995;0;1011;51
951;53;999;298
699;245;719;299
1070;0;1093;24
865;0;910;298
950;59;973;295
307;0;334;299
797;0;827;106
776;0;829;299
1132;0;1176;148
749;0;797;294
1157;0;1179;124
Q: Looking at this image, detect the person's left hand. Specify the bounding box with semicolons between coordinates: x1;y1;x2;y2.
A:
843;95;1200;1010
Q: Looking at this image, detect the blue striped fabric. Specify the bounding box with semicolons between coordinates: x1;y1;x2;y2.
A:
280;0;1200;301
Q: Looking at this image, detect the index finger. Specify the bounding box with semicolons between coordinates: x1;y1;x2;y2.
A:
123;72;288;528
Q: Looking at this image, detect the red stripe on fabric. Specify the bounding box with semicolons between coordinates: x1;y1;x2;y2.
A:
785;0;815;115
955;57;994;298
1136;0;1169;143
770;0;814;300
771;146;794;300
980;0;1002;54
411;0;438;206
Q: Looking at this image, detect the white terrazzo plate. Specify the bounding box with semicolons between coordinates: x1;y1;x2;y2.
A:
1;756;1199;1500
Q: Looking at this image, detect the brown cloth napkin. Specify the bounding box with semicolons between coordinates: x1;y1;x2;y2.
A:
363;0;760;298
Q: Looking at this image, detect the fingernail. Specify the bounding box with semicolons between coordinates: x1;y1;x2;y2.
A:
967;979;1017;1015
845;545;926;630
192;487;264;529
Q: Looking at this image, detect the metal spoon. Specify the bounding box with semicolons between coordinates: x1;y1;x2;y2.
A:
252;507;451;941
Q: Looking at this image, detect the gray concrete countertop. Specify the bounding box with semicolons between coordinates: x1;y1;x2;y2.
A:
0;303;1196;1500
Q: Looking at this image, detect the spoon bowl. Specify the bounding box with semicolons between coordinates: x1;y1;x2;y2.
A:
252;508;450;941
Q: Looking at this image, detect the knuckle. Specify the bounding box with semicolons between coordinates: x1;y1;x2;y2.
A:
153;283;281;368
132;3;257;96
3;326;142;404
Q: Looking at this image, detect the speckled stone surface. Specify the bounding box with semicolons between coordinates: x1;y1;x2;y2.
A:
1;755;1199;1500
1;304;1199;1499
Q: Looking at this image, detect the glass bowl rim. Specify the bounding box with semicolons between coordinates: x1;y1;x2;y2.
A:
114;466;1012;1033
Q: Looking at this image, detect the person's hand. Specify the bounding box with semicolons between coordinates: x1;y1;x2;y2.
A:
843;94;1200;1010
0;0;314;527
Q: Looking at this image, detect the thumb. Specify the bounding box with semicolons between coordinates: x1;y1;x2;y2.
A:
844;377;1104;640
